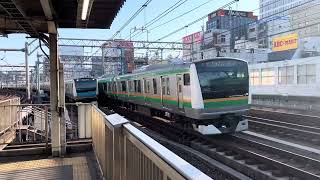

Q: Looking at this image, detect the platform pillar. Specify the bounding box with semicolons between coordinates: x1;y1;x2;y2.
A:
49;33;61;157
59;61;66;155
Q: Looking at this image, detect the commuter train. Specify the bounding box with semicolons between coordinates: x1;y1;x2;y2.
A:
98;58;249;135
65;78;98;102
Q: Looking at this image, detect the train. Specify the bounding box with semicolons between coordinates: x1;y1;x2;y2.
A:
65;78;98;102
98;57;249;135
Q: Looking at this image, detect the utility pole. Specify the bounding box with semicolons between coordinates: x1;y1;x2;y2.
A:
24;42;30;101
36;53;41;103
101;47;105;75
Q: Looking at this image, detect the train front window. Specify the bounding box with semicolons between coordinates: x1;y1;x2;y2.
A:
75;80;97;93
196;59;249;99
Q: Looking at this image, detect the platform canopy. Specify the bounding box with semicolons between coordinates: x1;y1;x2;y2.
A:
0;0;126;37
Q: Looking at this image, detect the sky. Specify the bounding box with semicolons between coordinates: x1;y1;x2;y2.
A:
0;0;259;67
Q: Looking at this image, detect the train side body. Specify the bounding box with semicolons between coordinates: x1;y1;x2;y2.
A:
98;58;249;134
65;78;98;102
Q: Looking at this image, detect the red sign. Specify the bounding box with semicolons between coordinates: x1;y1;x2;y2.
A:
193;32;202;44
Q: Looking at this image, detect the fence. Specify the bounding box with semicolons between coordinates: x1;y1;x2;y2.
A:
0;103;90;150
90;105;211;180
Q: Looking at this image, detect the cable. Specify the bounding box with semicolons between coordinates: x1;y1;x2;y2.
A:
170;0;317;45
149;0;215;32
145;0;188;28
111;0;153;39
127;0;188;40
39;39;49;60
196;0;318;46
130;0;214;40
130;0;282;41
157;0;238;41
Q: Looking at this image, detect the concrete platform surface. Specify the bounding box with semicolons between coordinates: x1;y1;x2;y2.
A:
0;151;102;180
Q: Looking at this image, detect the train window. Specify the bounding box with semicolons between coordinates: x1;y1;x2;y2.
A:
153;78;157;94
134;80;137;92
298;64;316;84
134;80;141;93
121;81;126;92
137;80;141;93
144;79;148;93
183;74;190;86
166;77;170;95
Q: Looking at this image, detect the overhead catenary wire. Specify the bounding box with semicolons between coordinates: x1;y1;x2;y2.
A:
130;0;216;40
145;0;188;27
149;0;216;32
156;0;238;41
111;0;153;39
129;0;282;41
127;0;188;40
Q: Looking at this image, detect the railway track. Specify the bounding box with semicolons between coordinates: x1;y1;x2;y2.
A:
245;113;320;148
250;109;320;128
101;105;320;180
0;89;28;103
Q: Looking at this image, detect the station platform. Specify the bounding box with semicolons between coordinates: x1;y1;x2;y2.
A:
0;151;101;180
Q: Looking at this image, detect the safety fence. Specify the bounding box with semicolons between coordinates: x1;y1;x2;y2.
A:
89;105;211;180
0;102;91;150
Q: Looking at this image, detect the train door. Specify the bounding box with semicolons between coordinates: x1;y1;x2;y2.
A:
177;74;183;109
161;76;165;106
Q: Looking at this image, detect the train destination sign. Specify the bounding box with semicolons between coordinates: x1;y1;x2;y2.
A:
272;33;298;52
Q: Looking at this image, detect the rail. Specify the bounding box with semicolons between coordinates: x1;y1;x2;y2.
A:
90;105;211;180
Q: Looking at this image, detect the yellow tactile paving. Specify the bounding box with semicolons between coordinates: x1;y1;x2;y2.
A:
0;153;92;180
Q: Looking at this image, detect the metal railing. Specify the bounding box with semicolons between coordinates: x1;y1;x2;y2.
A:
0;102;92;150
90;105;212;180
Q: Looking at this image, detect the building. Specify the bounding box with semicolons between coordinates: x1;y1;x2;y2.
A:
91;41;135;76
290;2;320;39
206;9;257;50
259;0;306;19
203;29;231;52
182;31;203;61
102;40;134;75
247;20;269;48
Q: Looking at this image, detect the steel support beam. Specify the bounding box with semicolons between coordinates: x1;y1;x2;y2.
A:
0;48;25;52
58;38;190;50
49;33;61;157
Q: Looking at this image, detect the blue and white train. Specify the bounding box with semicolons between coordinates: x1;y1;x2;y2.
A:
65;78;98;102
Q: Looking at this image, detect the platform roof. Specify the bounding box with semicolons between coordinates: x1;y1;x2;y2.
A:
0;0;125;37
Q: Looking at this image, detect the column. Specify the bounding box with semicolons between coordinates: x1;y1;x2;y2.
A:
59;61;66;155
49;33;61;157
